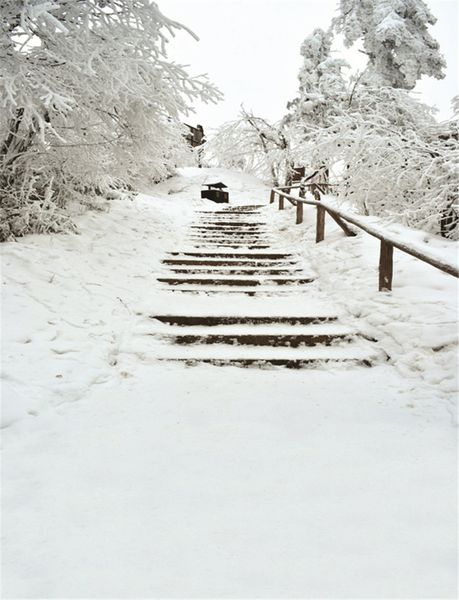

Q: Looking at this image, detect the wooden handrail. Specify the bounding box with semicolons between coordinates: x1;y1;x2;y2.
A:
270;186;459;291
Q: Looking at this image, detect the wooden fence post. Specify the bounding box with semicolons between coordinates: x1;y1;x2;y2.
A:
379;240;393;291
269;189;275;204
316;205;325;242
296;201;303;224
279;194;284;210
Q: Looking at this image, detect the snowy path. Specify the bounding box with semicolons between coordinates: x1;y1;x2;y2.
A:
146;202;382;367
2;169;457;598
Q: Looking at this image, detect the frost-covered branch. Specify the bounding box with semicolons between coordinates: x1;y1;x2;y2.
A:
205;109;301;186
0;0;222;240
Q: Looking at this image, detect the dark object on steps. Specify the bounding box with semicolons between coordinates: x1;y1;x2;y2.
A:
201;182;229;204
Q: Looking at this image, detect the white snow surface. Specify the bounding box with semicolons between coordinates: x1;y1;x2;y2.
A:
1;167;458;598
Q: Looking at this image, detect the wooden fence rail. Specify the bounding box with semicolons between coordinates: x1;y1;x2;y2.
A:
270;184;459;291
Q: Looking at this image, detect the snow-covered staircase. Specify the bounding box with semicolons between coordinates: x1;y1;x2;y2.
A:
147;204;382;367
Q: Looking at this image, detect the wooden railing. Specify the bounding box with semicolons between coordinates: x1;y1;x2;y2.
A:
270;184;459;291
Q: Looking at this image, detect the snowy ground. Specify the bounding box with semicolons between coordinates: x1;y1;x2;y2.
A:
1;168;458;598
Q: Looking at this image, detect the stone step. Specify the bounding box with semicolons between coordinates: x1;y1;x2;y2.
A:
196;211;262;215
158;333;352;347
189;232;267;237
219;205;264;211
191;244;272;249
150;315;338;326
187;241;270;247
168;252;294;259
190;221;268;231
198;207;264;211
187;240;271;247
148;344;383;368
193;222;267;227
188;228;270;239
157;275;314;286
160;285;314;295
190;234;267;239
192;221;266;225
166;267;303;275
162;259;299;267
190;239;270;244
189;236;269;240
193;223;262;228
194;221;265;226
188;234;268;240
151;324;354;347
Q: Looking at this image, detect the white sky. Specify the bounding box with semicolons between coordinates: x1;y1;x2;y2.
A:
162;0;458;130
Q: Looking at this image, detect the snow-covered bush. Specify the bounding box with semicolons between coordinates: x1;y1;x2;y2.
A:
310;98;458;236
0;0;221;240
205;109;299;186
290;81;458;237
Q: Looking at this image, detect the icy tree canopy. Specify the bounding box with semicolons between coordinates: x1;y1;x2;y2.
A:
334;0;446;89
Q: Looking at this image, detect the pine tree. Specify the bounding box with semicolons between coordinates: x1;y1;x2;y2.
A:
286;28;348;128
283;28;348;181
334;0;446;89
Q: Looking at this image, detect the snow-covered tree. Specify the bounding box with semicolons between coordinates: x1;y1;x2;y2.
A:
283;27;349;179
279;2;457;237
286;28;348;127
334;0;446;89
0;0;221;240
206;0;457;237
205;109;298;186
451;96;459;118
301;84;458;237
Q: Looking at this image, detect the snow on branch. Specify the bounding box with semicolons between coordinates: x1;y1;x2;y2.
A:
0;0;222;240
